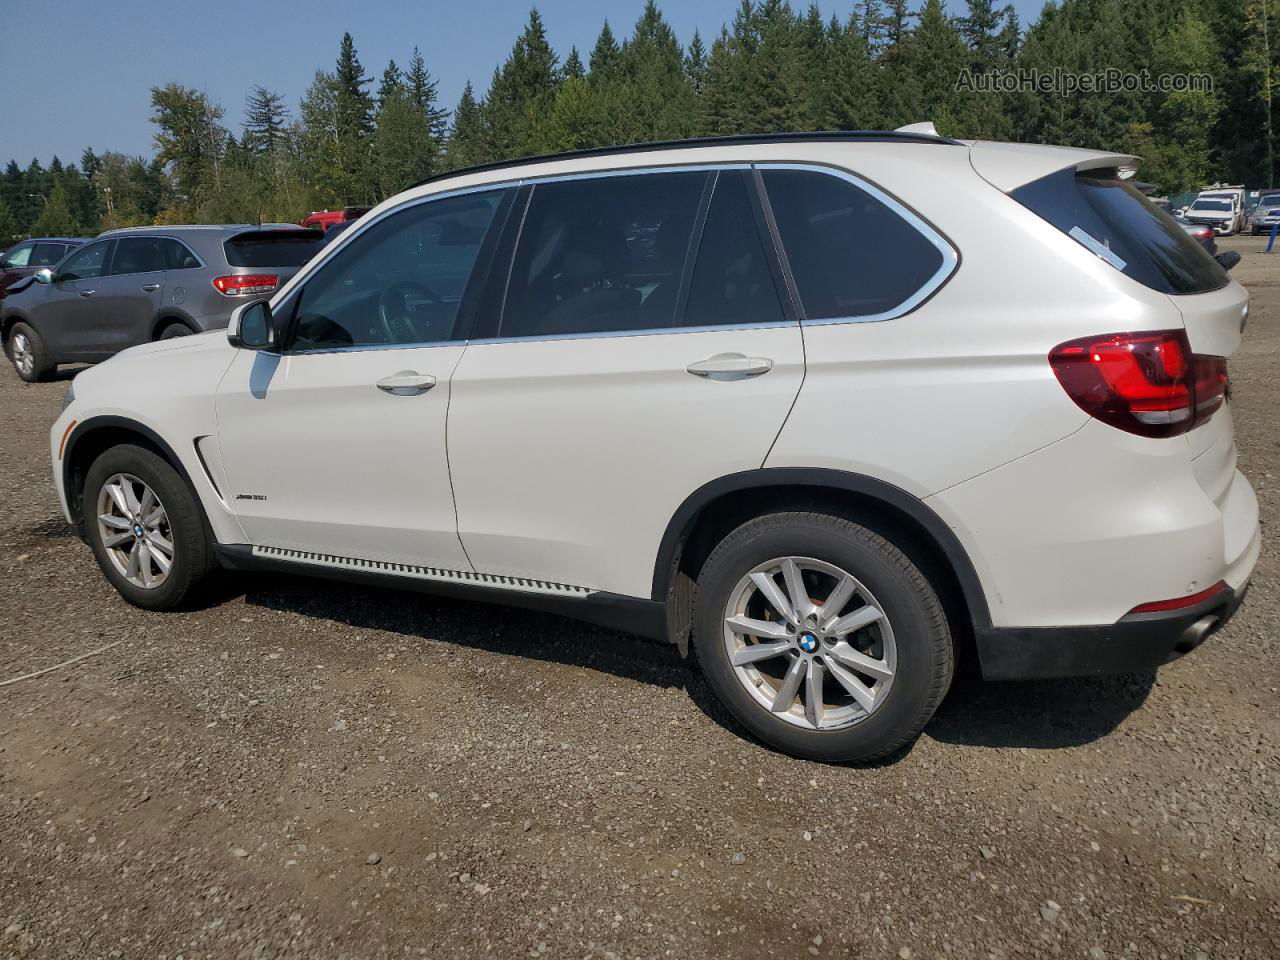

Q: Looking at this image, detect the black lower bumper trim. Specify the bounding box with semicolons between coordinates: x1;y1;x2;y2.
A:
974;584;1245;681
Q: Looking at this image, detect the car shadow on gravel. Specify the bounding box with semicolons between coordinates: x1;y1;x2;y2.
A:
217;573;1157;759
925;670;1155;750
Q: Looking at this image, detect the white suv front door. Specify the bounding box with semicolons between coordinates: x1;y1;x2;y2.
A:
214;188;510;569
446;169;806;598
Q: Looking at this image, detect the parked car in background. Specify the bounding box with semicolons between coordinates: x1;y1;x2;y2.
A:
2;224;323;381
48;131;1258;763
0;237;89;302
300;206;371;232
1175;216;1218;254
1183;195;1240;234
1249;192;1280;235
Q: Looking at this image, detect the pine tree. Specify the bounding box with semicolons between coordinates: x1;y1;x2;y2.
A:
446;81;489;169
685;31;708;95
332;32;376;202
404;47;450;143
374;83;434;197
616;1;694;141
589;21;623;83
482;9;560;159
243;86;290;155
32;180;77;235
0;196;19;244
822;14;879;130
378;60;403;105
1151;8;1224;191
562;47;586;81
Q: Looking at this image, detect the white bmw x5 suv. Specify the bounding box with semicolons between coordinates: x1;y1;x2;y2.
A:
51;131;1260;762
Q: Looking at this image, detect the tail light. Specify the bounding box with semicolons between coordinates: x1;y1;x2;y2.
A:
1049;330;1227;438
212;274;277;297
1194;228;1212;239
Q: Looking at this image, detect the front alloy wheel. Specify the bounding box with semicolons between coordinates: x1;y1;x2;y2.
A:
96;473;175;589
723;557;896;731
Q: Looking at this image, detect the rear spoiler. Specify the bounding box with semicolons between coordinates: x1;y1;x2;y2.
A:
969;140;1140;192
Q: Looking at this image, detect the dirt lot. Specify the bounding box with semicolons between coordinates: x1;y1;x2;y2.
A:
1;237;1277;960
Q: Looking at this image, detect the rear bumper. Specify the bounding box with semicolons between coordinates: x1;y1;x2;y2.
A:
976;577;1250;681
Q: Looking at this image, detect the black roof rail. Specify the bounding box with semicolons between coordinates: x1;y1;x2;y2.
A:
410;129;962;190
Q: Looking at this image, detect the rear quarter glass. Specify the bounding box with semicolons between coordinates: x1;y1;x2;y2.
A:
1011;169;1229;296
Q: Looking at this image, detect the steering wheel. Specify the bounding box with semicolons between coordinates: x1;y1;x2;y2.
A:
378;281;441;343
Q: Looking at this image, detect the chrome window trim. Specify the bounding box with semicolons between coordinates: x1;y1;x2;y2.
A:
755;162;959;327
273;158;957;352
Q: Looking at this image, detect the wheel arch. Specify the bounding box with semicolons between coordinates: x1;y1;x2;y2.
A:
150;310;199;340
653;469;992;654
61;416;199;535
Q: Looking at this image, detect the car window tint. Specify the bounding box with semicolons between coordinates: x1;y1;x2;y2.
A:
761;169;946;320
4;243;33;268
292;190;503;351
1012;170;1228;295
30;243;66;266
225;230;324;267
112;237;168;275
58;240;111;281
501;171;706;338
158;238;200;269
682;171;784;328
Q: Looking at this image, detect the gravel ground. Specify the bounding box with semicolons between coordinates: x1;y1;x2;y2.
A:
1;237;1276;960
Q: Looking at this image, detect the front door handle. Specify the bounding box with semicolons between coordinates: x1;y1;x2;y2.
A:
686;353;773;381
141;283;160;292
376;371;437;396
79;289;95;298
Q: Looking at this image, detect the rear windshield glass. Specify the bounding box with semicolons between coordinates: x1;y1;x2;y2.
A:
1011;170;1228;295
224;230;324;267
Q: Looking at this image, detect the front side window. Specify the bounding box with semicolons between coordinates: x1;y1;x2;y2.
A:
762;168;948;321
290;190;504;351
3;243;33;268
501;171;706;338
112;237;168;275
58;240;112;281
30;243;66;266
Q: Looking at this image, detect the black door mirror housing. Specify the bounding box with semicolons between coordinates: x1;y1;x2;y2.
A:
228;299;278;350
1215;251;1241;272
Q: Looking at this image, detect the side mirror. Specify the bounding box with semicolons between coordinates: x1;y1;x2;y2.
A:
1215;251;1241;272
34;268;54;284
227;299;278;350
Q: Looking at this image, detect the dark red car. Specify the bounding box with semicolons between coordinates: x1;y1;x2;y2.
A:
0;237;89;302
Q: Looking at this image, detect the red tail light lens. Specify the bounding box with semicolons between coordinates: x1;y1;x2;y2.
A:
212;274;277;296
1049;330;1227;438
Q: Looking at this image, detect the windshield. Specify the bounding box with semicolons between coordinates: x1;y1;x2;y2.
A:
1191;200;1232;212
1257;195;1280;208
1011;169;1228;295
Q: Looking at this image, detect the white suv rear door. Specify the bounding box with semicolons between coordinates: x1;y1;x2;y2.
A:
446;168;805;599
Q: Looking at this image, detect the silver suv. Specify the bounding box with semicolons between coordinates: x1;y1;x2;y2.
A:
2;224;323;381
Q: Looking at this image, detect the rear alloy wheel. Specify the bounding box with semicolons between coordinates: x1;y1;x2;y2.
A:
6;321;53;382
693;512;953;763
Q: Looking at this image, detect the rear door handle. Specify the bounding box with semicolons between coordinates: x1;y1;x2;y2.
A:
686;353;773;381
141;283;160;292
79;289;95;298
376;371;437;396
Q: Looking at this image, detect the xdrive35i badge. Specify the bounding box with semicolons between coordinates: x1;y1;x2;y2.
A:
235;494;268;501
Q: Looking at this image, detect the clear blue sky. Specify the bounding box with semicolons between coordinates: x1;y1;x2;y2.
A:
2;0;1048;166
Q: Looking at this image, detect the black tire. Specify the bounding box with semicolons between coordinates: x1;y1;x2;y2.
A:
6;321;54;382
83;444;213;610
692;512;954;763
158;322;194;340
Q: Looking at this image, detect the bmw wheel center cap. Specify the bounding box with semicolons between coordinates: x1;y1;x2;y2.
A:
798;632;819;654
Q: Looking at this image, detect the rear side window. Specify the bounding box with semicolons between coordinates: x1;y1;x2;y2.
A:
225;230;324;268
761;168;948;321
1012;170;1227;295
682;170;785;328
501;171;707;338
30;243;66;266
159;238;201;269
112;237;168;274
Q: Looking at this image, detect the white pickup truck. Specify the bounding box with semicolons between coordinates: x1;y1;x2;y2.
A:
1183;187;1247;235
